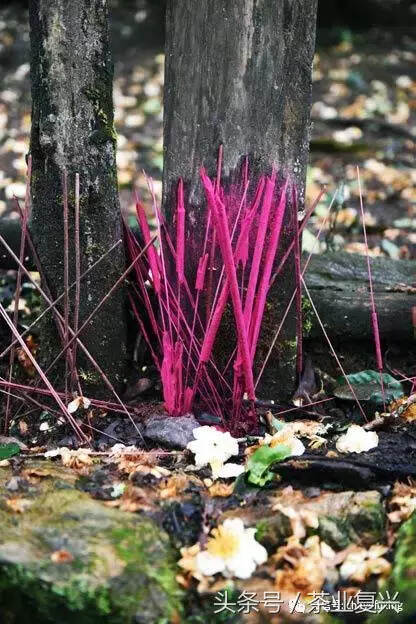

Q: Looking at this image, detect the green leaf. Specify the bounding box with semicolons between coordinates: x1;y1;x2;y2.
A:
337;370;403;389
232;473;260;497
246;444;292;486
0;443;20;460
334;370;404;405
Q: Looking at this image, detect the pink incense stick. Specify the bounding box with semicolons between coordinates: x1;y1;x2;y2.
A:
249;180;288;360
202;172;255;400
357;166;386;410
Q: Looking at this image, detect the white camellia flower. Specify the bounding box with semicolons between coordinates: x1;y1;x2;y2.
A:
196;518;267;579
215;463;245;479
336;425;378;454
187;426;243;479
44;448;65;458
262;426;305;457
67;396;91;414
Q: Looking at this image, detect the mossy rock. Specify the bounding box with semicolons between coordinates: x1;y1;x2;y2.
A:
0;463;182;623
366;512;416;624
318;498;385;550
254;490;385;551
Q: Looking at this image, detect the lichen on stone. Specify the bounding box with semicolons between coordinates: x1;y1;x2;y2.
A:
0;463;183;623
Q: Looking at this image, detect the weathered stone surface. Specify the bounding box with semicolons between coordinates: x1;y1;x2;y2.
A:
0;464;182;623
224;489;385;551
144;413;200;449
315;491;385;550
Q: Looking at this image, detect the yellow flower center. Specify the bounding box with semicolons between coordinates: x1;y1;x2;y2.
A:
207;526;241;559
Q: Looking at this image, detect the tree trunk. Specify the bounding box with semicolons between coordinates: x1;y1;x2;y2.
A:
163;0;318;400
29;0;126;395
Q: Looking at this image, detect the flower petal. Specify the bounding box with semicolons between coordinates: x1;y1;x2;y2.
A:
248;540;268;566
67;398;80;414
290;438;306;456
222;517;246;534
225;553;257;579
192;426;217;440
216;462;245;479
195;551;225;577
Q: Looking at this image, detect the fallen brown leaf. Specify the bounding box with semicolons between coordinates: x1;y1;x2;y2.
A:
207;482;234;498
274;535;336;598
159;473;202;499
105;485;155;512
390;397;416;422
388;480;416;524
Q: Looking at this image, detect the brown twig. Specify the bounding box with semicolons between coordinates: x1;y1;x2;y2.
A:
0;234;142;439
40;235;158;379
364;394;416;431
0;304;87;441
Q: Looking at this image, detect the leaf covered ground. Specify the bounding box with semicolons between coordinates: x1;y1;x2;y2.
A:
1;385;416;622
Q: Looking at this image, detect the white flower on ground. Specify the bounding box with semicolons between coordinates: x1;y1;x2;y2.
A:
262;426;305;457
339;544;391;584
336;424;378;454
195;518;267;579
187;426;242;479
67;396;91;414
110;482;126;498
215;463;245;479
45;447;66;458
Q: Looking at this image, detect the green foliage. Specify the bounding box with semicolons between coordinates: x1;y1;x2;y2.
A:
0;443;20;460
335;370;404;405
232;473;260;498
246;444;292;486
